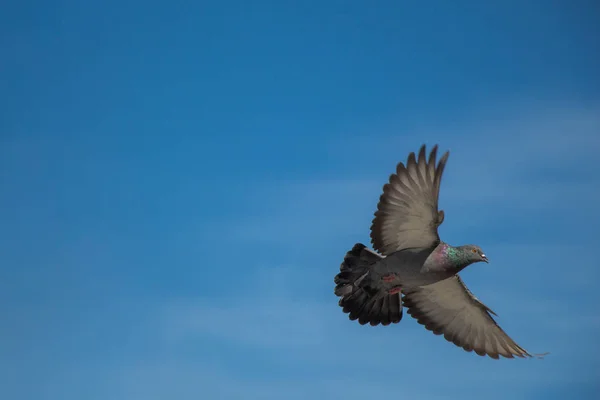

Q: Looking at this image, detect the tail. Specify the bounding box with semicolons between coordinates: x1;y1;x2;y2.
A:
334;243;403;326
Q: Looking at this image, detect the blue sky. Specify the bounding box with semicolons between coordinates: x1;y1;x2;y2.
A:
1;1;599;399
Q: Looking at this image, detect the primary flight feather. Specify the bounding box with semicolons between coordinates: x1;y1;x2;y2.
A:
334;144;542;359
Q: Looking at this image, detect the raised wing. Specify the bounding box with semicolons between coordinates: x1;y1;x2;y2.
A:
370;145;449;255
402;275;533;359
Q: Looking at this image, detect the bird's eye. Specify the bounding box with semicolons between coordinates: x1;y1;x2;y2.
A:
472;249;477;253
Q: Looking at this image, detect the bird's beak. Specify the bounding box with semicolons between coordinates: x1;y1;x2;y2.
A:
481;254;489;263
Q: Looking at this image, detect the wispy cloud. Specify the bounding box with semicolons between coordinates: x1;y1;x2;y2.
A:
152;103;600;399
150;258;598;399
111;359;452;400
224;104;600;247
6;103;598;400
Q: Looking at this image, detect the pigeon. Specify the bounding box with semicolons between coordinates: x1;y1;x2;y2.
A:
334;144;544;359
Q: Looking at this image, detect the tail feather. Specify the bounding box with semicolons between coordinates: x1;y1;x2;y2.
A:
388;293;402;323
364;297;384;325
380;295;390;326
334;243;403;326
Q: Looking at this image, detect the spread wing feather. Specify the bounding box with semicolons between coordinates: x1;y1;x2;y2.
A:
402;276;533;359
370;145;449;255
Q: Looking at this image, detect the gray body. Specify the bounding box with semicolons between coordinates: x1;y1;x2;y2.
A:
367;246;456;291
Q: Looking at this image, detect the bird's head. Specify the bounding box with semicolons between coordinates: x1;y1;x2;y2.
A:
461;244;488;264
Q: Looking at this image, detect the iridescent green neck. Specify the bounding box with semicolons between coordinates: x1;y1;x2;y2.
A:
445;245;471;267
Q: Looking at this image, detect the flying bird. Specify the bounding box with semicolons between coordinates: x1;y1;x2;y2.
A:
334;144;544;359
